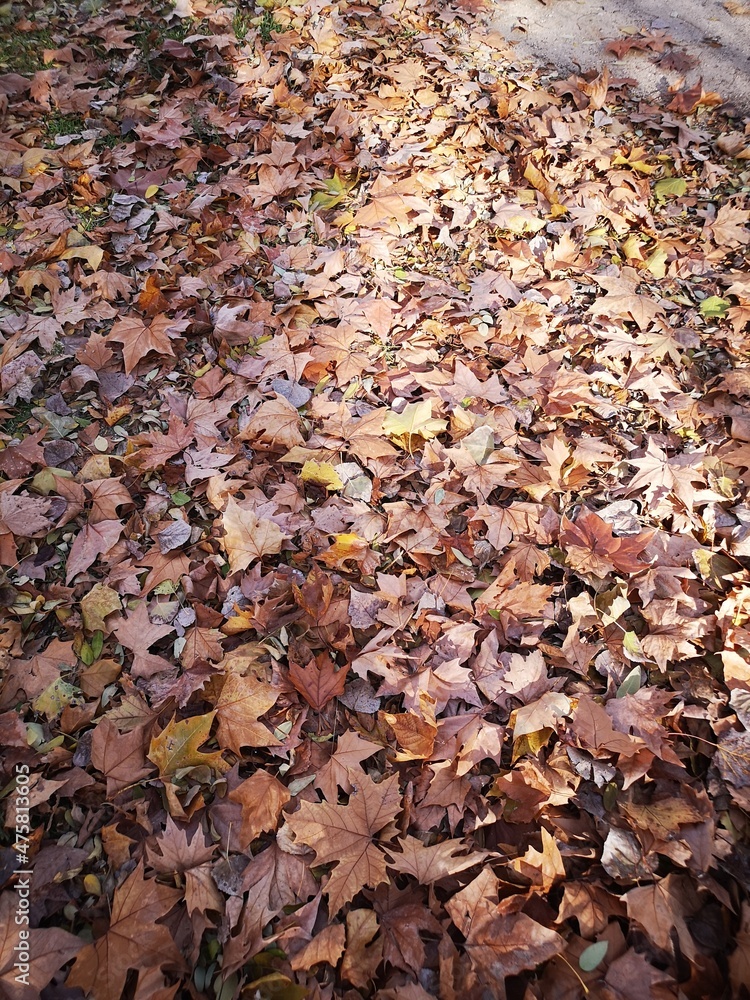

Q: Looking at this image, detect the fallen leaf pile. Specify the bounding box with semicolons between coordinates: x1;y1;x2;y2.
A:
1;0;750;996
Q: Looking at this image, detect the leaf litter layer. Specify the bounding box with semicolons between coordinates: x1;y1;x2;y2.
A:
0;0;750;997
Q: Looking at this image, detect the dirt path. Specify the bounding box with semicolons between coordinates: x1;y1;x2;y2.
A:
490;0;750;110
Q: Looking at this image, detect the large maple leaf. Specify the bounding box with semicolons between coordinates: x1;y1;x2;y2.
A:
286;772;401;915
107;315;185;374
214;672;281;751
66;861;185;1000
221;497;286;573
446;869;564;986
560;506;653;577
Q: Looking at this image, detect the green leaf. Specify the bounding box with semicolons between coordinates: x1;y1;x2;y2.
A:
622;630;648;664
654;177;687;198
171;490;191;506
617;665;642;697
579;940;609;972
91;630;104;660
700;296;730;318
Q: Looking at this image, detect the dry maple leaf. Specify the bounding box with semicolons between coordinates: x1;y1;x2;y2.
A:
91;718;152;795
289;651;348;711
221;496;286;573
382;400;447;450
214;672;281;751
625;874;699;962
286;772;401;915
228;769;291;847
289;924;346;973
560;507;653;577
112;602;175;678
238;396;305;451
106;315;175;375
145;814;216;873
315;730;382;803
385;835;488;883
340;908;382;989
446;868;564;984
65;518;123;584
382;691;438;761
66;860;185;1000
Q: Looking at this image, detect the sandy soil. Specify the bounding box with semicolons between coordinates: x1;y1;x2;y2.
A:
489;0;750;111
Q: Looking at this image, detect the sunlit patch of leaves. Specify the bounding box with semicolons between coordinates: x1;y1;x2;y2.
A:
0;0;750;996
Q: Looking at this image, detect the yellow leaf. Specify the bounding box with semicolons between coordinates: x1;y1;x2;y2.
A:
621;235;644;261
300;461;344;491
60;244;104;271
645;247;668;279
511;728;554;763
317;533;369;567
32;677;82;719
523;160;559;205
612;147;656;174
148;711;229;777
383;400;447;450
80;583;121;633
83;874;102;895
145;184;160;199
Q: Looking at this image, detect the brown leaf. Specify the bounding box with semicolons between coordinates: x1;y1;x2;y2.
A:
385;836;488;883
107;315;178;374
214;672;281;752
221;497;286;573
65;519;123;584
228;770;291;847
315;730;382;803
289;651;348;711
290;923;346;972
66;861;185;1000
0;892;81;999
446;869;564;982
91;719;152;795
148;712;229;778
286;772;401;915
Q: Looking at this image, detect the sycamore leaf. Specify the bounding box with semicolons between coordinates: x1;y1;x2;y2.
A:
382;692;438;760
382;400;447;449
92;719;152;795
221;497;285;573
385;836;488;882
215;672;282;751
700;295;730;317
80;583;121;633
228;770;291;846
300;460;344;490
654;177;687;199
147;711;229;777
65;519;123;584
0;893;81;998
286;772;401;915
289;651;348;711
314;730;382;803
66;861;185;1000
107;315;181;375
559;507;653;577
289;924;346;972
